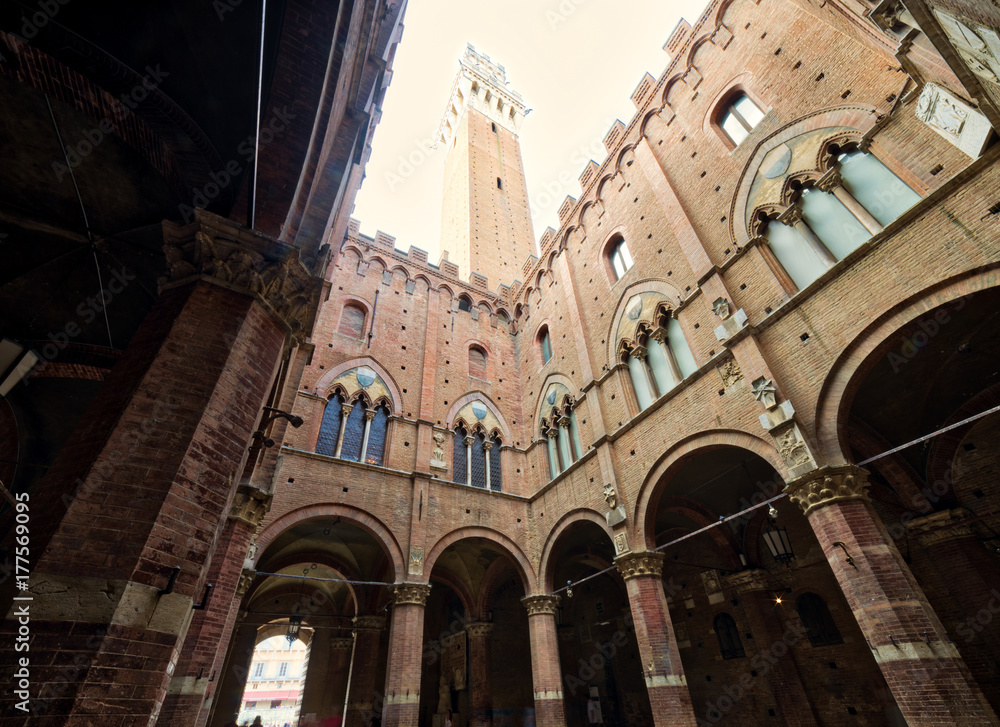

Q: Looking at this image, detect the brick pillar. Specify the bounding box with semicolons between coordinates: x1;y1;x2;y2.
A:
345;614;386;727
521;595;566;727
383;583;432;727
301;633;354;722
157;500;264;727
721;570;819;726
786;465;999;726
615;552;696;726
466;622;494;727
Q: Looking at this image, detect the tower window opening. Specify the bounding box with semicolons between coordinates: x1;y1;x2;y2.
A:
497;177;503;190
719;93;765;147
491;122;497;133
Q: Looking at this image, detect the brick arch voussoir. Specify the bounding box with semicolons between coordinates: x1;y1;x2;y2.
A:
634;429;787;550
538;508;614;592
424;527;537;594
255;504;405;584
814;265;1000;465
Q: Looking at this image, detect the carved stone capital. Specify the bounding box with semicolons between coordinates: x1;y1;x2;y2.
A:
521;594;560;616
784;465;870;517
546;428;560;440
615;551;666;580
816;167;843;193
364;409;376;421
464;435;476;447
465;621;495;639
557;415;572;428
650;327;668;343
352;614;386;632
161;209;324;343
482;440;494;451
392;582;432;607
229;483;272;527
777;204;804;227
721;568;772;595
631;345;649;360
329;637;355;651
237;568;256;596
905;509;975;547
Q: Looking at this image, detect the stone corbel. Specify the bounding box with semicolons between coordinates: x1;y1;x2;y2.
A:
237;568;256;596
713;296;749;342
229;483;273;527
161;209;324;344
721;568;773;596
904;508;975;547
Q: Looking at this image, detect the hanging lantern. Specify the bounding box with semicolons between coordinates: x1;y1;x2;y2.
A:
762;519;794;566
286;610;302;645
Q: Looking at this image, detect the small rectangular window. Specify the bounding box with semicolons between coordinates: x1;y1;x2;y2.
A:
541;332;552;364
278;662;289;677
497;177;502;190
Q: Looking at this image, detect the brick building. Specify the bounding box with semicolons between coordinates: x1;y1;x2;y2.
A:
2;0;1000;726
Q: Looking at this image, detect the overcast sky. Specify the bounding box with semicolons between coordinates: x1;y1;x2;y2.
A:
352;0;710;262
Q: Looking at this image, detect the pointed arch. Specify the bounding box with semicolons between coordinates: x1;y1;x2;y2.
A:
312;357;404;415
444;392;512;442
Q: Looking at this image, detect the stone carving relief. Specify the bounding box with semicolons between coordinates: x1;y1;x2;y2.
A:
408;546;425;576
613;532;630;556
603;483;617;510
718;360;743;388
615;551;665;580
915;83;992;157
752;377;778;409
934;10;1000;85
775;425;812;469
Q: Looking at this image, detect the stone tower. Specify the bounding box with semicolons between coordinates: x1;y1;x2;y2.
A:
439;44;535;284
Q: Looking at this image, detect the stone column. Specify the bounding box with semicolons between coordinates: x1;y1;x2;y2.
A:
483;440;493;490
465;435;475;486
466;622;495;727
649;328;682;387
785;465;999;725
631;345;660;398
383;583;432;727
345;615;386;727
323;637;356;721
777;205;837;267
360;408;377;462
615;552;697;726
335;403;353;458
522;595;566;727
721;570;819;726
546;428;561;477
557;416;574;468
817;168;883;234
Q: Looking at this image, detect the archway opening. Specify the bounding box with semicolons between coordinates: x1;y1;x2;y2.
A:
238;631;311;726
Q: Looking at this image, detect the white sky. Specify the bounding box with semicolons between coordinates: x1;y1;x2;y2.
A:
352;0;711;261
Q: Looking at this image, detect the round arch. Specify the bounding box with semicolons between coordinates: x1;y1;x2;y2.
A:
812;266;1000;463
255;504;406;584
423;526;538;594
633;429;786;548
538;509;614;592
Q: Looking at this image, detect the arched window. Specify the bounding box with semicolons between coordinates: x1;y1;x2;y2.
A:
338;304;366;338
719;93;765;146
364;406;389;466
836;150;921;226
538;327;553;365
608;237;633;281
470;430;487;488
316;393;345;456
340;401;367;461
797;593;843;647
540;400;583;482
623;316;697;411
453;426;468;484
489;434;502;491
714;613;746;660
763;217;829;291
458;296;473;313
469;346;488;379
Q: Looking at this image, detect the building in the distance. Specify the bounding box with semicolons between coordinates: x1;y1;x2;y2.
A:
3;0;1000;725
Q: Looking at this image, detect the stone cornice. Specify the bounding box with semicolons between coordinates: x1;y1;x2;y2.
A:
784;464;870;517
392;582;432;607
615;551;666;580
522;594;560;616
161;209;324;344
904;509;975;547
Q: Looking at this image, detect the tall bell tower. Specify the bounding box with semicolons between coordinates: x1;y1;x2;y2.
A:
439;44;535;285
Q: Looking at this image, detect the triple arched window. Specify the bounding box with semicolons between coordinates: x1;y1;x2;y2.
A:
620;309;698;411
759;148;920;292
452;425;503;491
316;393;389;466
540;392;583;481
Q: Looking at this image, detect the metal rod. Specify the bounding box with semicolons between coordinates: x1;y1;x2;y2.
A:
249;0;268;228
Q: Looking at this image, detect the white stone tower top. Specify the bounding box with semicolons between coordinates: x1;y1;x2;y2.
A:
439;44;528;143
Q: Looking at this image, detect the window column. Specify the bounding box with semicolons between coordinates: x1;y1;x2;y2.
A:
817;168;883;234
334;402;352;458
359;408;376;463
557;416;574;469
483;439;493;490
568;413;584;460
633;345;659;399
778;205;837;268
627;353;655;410
465;434;475;486
546;428;561;478
649;329;681;391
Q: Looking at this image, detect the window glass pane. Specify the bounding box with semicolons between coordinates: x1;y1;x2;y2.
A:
364;407;389;465
838;151;921;226
667;319;699;378
611;240;632;279
569;412;584;460
316;394;342;456
541;332;552;363
453;428;467;484
458;297;472;312
627;355;654;410
546;431;561;479
765;221;828;290
338;305;365;337
490;436;502;491
647;336;679;392
340;402;366;461
470;432;487;488
618;240;633;269
721;110;749;146
734;94;765;126
800;187;871;259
